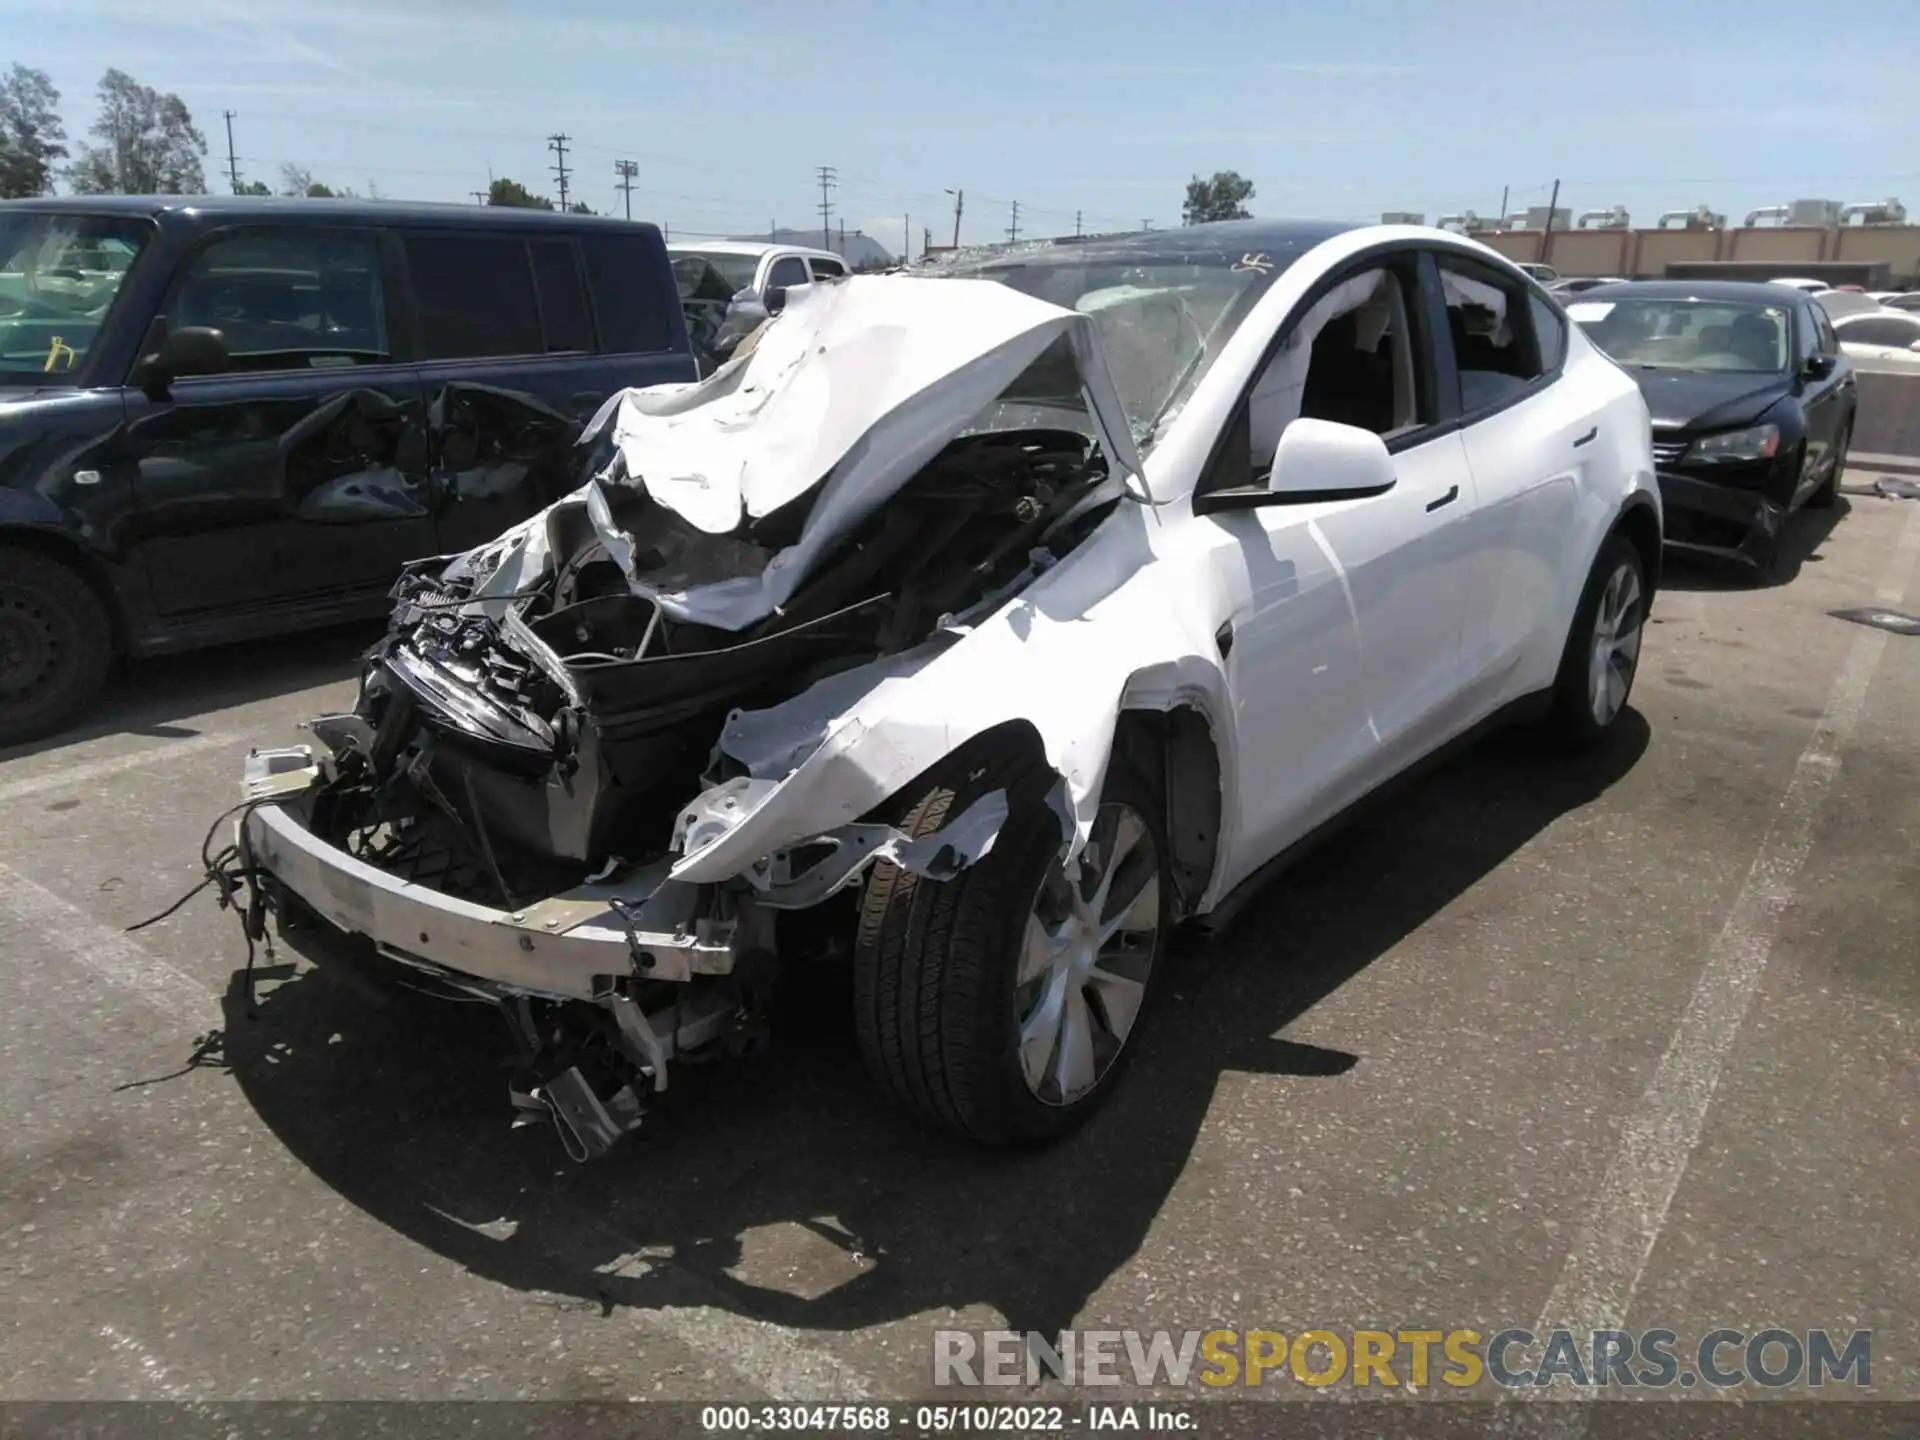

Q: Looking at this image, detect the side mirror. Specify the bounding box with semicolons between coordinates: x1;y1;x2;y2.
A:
1907;339;1920;354
1195;417;1398;515
1802;353;1837;380
763;286;788;315
135;325;230;394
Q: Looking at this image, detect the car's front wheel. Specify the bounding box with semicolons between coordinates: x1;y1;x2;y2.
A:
853;734;1169;1144
0;547;113;748
1543;533;1647;750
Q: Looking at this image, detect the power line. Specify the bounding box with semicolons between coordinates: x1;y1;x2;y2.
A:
548;133;572;211
614;158;638;221
816;165;837;251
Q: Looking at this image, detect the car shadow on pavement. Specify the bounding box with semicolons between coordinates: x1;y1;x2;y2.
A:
1659;496;1849;592
209;710;1650;1352
0;622;379;763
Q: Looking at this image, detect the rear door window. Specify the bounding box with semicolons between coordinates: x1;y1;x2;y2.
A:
579;232;673;354
403;233;542;360
162;227;390;373
808;256;847;280
529;238;594;353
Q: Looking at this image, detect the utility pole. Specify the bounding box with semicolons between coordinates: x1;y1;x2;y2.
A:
947;188;963;248
222;111;241;193
548;133;572;211
1006;199;1020;244
923;226;932;257
1075;210;1082;237
838;218;845;253
1498;184;1509;227
903;214;910;265
470;190;488;204
1542;177;1561;263
614;159;637;221
816;165;837;251
1141;218;1153;231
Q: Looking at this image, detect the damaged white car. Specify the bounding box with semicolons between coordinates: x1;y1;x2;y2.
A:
231;220;1660;1160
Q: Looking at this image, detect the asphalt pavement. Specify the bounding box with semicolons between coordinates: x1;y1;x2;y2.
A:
0;482;1914;1411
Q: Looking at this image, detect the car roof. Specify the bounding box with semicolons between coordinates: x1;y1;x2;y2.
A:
667;239;841;261
1573;280;1809;304
921;217;1360;272
0;193;663;235
1834;308;1920;325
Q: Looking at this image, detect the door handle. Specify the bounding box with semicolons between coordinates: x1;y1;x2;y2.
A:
1426;484;1459;513
1572;426;1599;448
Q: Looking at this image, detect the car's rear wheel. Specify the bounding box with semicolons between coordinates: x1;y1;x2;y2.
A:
1807;420;1849;509
1543;533;1646;750
0;547;113;748
853;733;1169;1145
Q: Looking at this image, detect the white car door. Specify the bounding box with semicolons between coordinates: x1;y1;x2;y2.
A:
1432;253;1592;708
1199;254;1479;876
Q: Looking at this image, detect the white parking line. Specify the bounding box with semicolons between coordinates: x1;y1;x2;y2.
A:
0;862;217;1027
0;733;242;804
0;852;880;1401
1524;500;1920;1411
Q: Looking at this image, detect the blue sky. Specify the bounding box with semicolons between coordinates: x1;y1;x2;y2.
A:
8;0;1918;256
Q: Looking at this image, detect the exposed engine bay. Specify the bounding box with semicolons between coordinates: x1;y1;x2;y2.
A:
237;275;1153;1160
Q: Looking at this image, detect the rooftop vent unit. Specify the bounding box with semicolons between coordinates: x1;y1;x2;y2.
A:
1788;198;1843;226
1380;211;1425;225
1841;197;1907;225
1658;205;1725;230
1742;204;1791;227
1576;205;1631;229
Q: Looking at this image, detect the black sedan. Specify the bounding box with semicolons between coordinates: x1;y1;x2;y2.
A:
1567;281;1856;573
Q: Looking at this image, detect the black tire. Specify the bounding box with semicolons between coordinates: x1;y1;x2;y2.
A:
853;733;1170;1145
1806;420;1848;509
1542;533;1647;751
0;547;113;747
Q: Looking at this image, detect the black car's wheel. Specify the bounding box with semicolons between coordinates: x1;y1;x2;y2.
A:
1807;419;1849;509
1542;533;1647;751
0;548;114;748
853;733;1170;1145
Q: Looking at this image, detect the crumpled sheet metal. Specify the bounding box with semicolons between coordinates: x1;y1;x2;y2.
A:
596;274;1148;632
739;790;1012;910
667;502;1236;892
442;275;1147;631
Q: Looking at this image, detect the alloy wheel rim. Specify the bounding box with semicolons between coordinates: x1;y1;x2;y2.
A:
1014;800;1161;1107
1587;564;1643;727
0;592;59;701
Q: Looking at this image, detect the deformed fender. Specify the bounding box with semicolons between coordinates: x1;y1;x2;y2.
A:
667;505;1235;886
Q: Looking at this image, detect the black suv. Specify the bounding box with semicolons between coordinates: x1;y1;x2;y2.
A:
0;196;697;744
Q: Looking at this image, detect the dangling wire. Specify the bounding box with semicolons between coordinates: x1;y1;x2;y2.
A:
127;795;283;1014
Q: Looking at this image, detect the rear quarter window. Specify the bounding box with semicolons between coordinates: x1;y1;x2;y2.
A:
578;233;673;354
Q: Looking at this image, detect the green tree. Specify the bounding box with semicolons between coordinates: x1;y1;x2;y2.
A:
0;64;67;198
66;69;207;194
488;177;553;209
236;178;271;195
567;200;595;215
1181;170;1255;225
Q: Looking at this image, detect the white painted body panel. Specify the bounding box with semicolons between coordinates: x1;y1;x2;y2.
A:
670;228;1661;912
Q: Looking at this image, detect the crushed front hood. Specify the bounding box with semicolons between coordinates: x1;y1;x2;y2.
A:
450;274;1145;631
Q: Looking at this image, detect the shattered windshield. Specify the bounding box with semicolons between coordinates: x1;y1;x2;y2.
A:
0;213;152;384
941;247;1301;444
